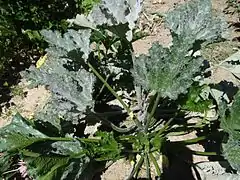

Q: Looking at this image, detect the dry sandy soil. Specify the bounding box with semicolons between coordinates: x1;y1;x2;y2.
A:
0;0;239;179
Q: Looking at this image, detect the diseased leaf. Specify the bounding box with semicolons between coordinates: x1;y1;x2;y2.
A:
41;29;91;59
221;92;240;139
132;39;203;100
222;138;240;172
132;0;227;100
89;0;141;27
165;0;227;43
70;0;142;41
220;92;240;171
23;52;95;124
51;141;84;156
60;158;94;180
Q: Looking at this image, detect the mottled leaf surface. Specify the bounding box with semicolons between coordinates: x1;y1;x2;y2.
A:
165;0;227;43
220;92;240;171
132;0;227;100
23;30;95;124
132;38;203;100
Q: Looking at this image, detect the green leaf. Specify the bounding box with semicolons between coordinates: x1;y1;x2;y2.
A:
132;0;227;100
220;92;240;171
0;113;94;179
23;50;95;125
26;156;69;180
132;39;203;100
0;154;14;174
0;113;46;152
181;84;212;113
71;0;141;41
94;131;122;161
165;0;227;43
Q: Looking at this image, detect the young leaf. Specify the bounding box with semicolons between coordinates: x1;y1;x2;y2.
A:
181;85;212;113
93;131;122;161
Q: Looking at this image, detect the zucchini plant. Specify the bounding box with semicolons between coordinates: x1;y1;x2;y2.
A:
0;0;239;179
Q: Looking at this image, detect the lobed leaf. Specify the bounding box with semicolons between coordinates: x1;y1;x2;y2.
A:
41;29;91;59
71;0;142;41
22;29;95;124
132;0;227;100
165;0;227;43
132;38;203;100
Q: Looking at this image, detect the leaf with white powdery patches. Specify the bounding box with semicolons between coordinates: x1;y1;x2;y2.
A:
23;29;95;124
132;0;227;100
165;0;227;43
220;92;240;171
132;39;203;100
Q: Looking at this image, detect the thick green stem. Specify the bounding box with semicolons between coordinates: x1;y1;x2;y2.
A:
88;62;142;129
150;117;175;138
92;112;136;133
191;151;218;156
145;93;161;132
40;136;101;143
149;153;161;177
145;154;151;179
178;136;207;145
95;75;110;100
127;155;144;180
